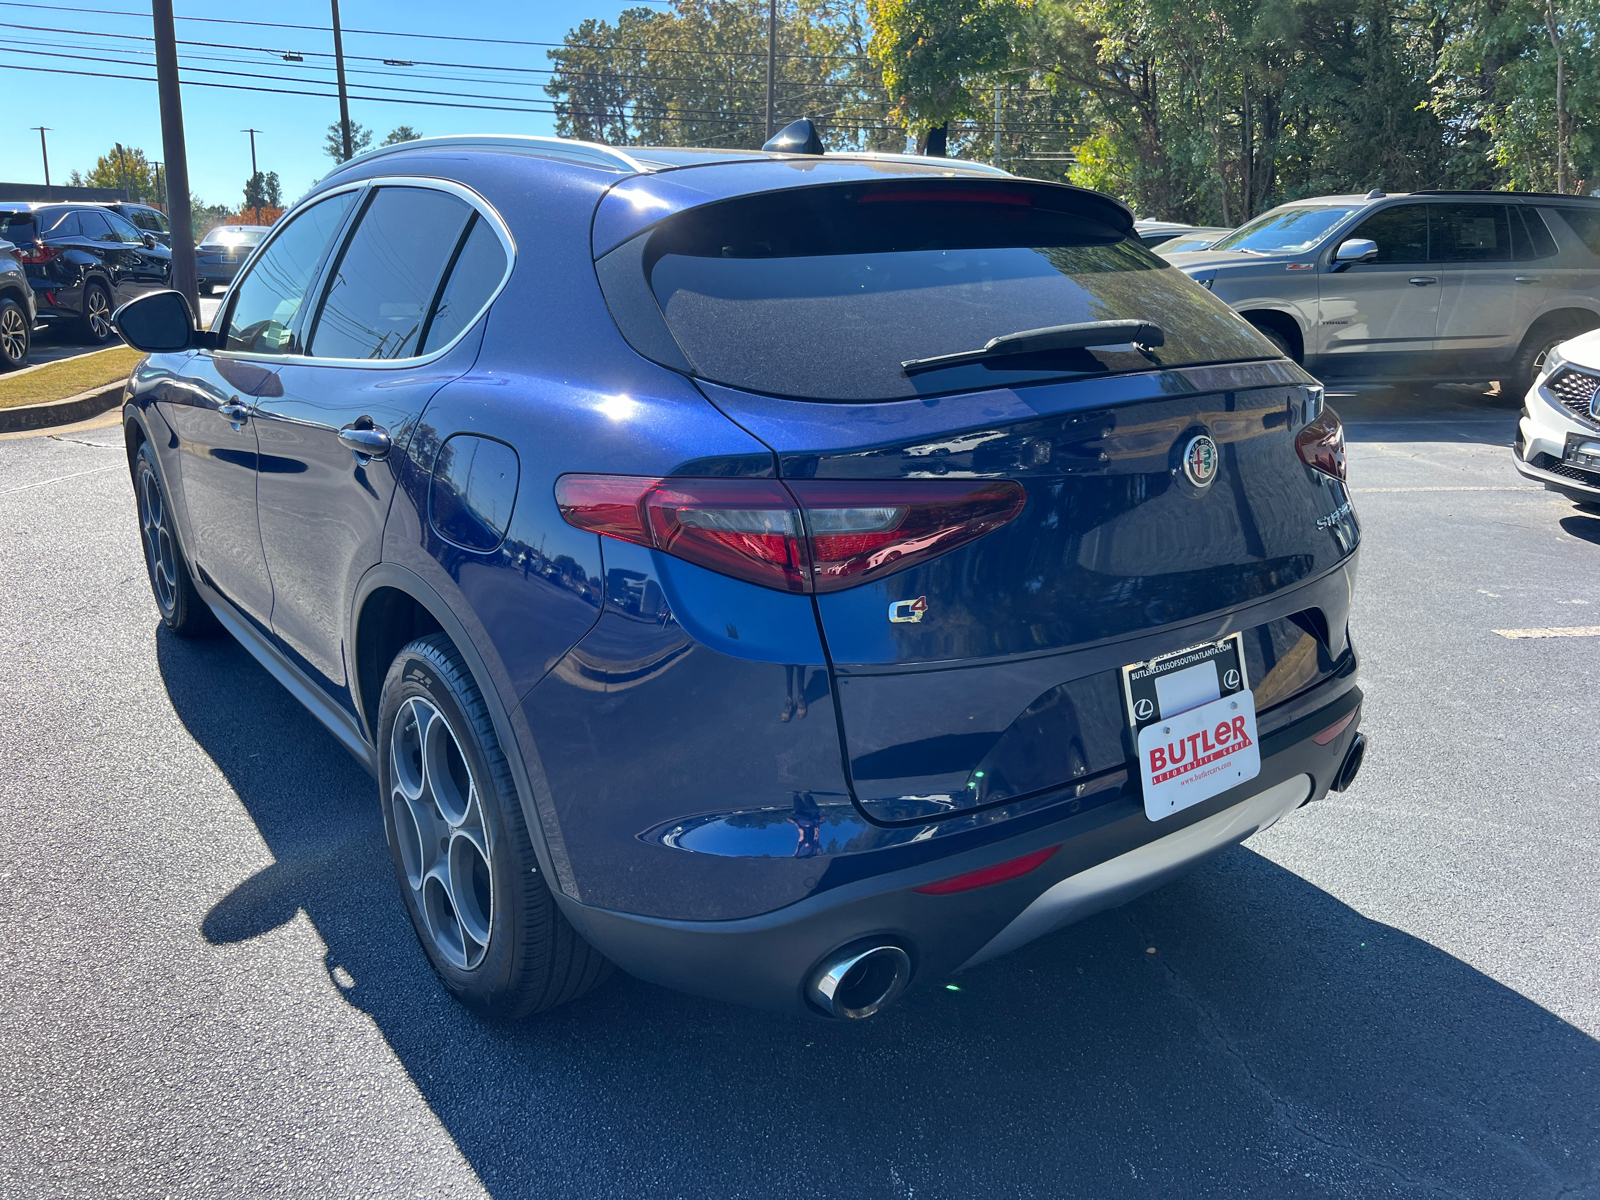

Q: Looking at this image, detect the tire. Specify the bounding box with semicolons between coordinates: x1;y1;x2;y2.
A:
1508;316;1596;400
133;440;217;637
1247;318;1298;363
78;279;114;345
0;297;28;370
377;634;612;1019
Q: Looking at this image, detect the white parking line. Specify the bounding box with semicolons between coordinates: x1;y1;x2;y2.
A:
0;464;120;496
1355;486;1542;493
1492;626;1600;639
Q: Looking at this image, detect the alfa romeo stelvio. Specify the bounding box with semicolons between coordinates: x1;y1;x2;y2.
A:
112;126;1365;1020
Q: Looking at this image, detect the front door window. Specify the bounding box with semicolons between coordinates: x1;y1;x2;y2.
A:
222;192;356;355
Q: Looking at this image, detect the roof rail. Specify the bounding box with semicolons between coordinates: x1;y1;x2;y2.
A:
1409;189;1599;201
320;135;648;182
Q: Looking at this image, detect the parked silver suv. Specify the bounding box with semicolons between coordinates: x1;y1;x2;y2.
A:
1163;191;1600;396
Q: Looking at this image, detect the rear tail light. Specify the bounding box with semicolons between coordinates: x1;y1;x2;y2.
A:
16;241;58;265
555;475;1026;594
913;845;1059;895
1295;407;1346;482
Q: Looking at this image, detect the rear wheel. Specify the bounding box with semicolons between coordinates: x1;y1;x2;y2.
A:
78;280;114;345
134;440;216;637
1246;317;1299;363
0;298;28;370
1508;316;1597;399
377;634;612;1019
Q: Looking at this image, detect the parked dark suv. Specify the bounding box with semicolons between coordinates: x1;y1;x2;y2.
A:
112;132;1365;1022
0;203;172;344
101;201;173;248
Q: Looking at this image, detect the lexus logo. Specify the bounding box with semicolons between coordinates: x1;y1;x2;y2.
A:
1134;698;1155;720
1224;668;1241;689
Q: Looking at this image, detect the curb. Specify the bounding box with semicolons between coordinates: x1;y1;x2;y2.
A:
0;381;125;435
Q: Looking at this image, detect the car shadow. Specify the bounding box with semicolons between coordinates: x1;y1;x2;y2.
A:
1332;382;1522;445
161;630;1600;1198
1560;514;1600;546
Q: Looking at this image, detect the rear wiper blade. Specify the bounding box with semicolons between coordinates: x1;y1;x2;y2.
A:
901;320;1166;376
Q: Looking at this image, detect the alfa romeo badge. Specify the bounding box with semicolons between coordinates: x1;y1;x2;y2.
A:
1182;435;1219;487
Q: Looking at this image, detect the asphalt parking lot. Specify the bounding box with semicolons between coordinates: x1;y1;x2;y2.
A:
1;382;1597;1199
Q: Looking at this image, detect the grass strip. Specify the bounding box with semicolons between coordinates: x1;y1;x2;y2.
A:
0;347;145;410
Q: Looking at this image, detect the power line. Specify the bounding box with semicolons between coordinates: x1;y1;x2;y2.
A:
0;1;870;60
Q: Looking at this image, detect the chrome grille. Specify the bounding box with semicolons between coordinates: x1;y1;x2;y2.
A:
1545;367;1600;428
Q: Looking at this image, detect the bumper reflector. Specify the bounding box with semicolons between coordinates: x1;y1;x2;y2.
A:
913;845;1060;896
1311;710;1357;746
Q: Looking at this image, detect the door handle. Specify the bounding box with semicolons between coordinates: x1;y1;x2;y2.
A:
1408;276;1439;286
217;399;250;423
339;423;392;461
1515;276;1543;284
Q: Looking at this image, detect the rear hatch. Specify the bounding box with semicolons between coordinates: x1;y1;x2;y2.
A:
596;176;1360;822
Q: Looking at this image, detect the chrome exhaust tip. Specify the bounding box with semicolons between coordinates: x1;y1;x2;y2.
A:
1332;732;1366;792
807;943;911;1020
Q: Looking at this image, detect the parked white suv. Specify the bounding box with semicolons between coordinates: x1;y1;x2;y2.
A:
1164;191;1600;397
1515;328;1600;504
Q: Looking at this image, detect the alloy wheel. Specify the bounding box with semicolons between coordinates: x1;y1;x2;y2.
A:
0;305;25;364
389;696;494;970
87;288;111;340
138;464;178;613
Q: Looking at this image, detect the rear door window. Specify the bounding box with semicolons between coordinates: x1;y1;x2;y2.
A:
417;215;508;354
104;211;147;244
78;211;118;242
1346;204;1428;262
222;191;357;355
307;186;475;360
1429;204;1512;262
626;183;1274;401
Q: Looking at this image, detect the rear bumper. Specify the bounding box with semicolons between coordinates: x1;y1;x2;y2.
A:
557;682;1363;1017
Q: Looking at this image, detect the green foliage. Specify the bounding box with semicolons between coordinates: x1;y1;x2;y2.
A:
74;144;158;202
867;0;1024;128
324;122;374;162
382;126;424;146
243;170;282;211
545;1;897;151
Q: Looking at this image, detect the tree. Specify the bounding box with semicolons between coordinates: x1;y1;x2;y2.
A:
382;125;424;146
75;143;159;201
867;0;1024;154
243;170;282;213
545;1;897;152
324;121;374;162
189;195;231;240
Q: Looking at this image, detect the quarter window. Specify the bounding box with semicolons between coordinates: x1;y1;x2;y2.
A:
418;215;508;354
1346;205;1428;263
222;191;356;355
307;187;475;360
1428;204;1511;262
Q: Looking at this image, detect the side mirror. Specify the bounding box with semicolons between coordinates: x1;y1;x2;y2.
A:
142;232;159;249
1335;238;1379;263
113;289;200;353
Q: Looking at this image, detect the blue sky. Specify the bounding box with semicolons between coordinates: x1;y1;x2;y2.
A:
2;0;664;209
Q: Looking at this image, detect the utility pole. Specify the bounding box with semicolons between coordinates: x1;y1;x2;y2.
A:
993;86;1002;168
242;128;261;222
765;0;777;141
153;162;164;209
332;0;353;161
31;127;51;187
152;0;198;309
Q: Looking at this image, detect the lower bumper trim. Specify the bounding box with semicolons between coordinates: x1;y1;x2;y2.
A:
961;774;1311;968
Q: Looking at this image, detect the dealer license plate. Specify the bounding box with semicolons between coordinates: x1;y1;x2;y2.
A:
1122;635;1261;821
1563;432;1600;471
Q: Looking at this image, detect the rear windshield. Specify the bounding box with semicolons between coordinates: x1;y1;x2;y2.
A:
636;185;1274;401
0;212;35;239
1210;206;1358;254
200;227;266;248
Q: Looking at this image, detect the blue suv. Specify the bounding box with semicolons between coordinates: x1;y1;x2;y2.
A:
112;131;1365;1021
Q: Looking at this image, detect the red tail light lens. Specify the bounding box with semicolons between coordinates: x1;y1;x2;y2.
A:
16;241;58;265
554;475;1026;594
790;479;1026;593
1295;407;1346;482
913;845;1059;895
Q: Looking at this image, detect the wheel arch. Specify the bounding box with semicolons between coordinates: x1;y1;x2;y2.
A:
1239;308;1305;363
1525;306;1600;344
349;562;573;900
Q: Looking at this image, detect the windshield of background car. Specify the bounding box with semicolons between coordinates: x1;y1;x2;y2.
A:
200;227;266;248
1209;206;1358;254
639;185;1275;401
